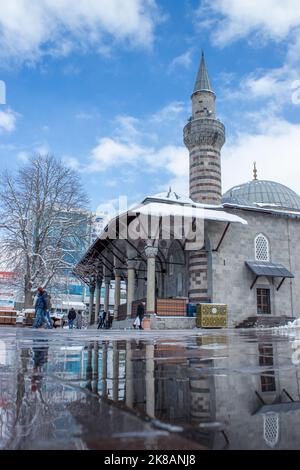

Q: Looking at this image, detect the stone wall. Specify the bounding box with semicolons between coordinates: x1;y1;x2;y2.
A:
207;209;300;326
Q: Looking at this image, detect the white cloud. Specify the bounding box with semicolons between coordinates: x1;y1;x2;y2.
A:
17;151;30;163
34;143;50;155
85;110;189;194
169;49;193;71
218;29;300;119
244;71;286;99
222;117;300;195
88;136;189;194
0;0;160;64
115;115;142;142
223;65;297;112
150;101;186;124
198;0;300;45
0;108;18;132
16;143;51;163
88;137;148;171
63;156;82;170
0;80;6;104
151;145;189;194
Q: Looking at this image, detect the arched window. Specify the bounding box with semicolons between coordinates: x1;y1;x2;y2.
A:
263;413;279;448
255;234;270;261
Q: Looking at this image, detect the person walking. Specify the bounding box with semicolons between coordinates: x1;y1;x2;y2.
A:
134;301;145;330
68;308;76;329
44;292;53;329
32;287;48;329
75;311;83;329
97;310;107;329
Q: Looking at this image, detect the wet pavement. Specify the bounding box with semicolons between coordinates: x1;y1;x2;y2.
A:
1;326;300;450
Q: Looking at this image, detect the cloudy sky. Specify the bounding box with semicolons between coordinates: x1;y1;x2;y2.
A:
0;0;300;212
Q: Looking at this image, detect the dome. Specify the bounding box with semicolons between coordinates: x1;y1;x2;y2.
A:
222;180;300;211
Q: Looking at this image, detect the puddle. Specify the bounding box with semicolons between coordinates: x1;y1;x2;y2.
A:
0;327;300;450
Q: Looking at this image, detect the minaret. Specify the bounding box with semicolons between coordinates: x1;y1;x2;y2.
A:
183;52;225;204
253;161;257;180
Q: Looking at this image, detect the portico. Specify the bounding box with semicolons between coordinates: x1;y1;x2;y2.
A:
73;191;246;327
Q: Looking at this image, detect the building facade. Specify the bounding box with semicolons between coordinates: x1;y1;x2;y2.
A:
75;53;300;327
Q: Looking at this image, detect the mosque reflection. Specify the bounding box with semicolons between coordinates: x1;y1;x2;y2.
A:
48;335;300;449
2;332;300;450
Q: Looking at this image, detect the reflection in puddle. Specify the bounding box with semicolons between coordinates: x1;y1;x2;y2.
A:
0;328;300;449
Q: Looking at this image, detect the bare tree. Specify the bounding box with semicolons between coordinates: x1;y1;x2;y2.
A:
0;155;90;307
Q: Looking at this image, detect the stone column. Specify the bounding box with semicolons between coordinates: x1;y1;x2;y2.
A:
145;344;155;418
114;269;122;317
88;282;95;325
102;341;108;398
94;278;102;325
86;343;93;391
145;244;158;314
127;262;135;318
92;341;99;393
112;342;119;402
104;278;111;313
125;341;134;408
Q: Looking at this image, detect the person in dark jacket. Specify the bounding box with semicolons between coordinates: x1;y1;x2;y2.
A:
33;287;49;329
44;291;53;329
68;308;76;329
97;310;107;329
135;302;145;330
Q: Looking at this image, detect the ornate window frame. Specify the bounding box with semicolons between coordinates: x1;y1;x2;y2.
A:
263;413;279;448
254;234;270;262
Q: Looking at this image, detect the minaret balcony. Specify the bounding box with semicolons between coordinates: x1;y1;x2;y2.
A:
183;118;225;150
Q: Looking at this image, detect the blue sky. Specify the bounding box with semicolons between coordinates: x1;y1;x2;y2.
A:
0;0;300;213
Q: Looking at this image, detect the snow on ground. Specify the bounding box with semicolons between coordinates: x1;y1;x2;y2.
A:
274;317;300;329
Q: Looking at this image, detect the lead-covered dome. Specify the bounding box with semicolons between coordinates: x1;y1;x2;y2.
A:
222;180;300;211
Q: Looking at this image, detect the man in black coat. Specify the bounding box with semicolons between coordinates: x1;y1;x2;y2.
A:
136;302;145;330
68;308;76;329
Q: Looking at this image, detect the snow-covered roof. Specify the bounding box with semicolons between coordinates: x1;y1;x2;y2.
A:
142;190;223;209
143;190;194;205
133;201;247;225
223;202;300;219
75;191;248;269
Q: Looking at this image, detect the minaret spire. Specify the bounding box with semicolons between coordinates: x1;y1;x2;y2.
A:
193;50;213;94
253;162;257;180
184;51;225;204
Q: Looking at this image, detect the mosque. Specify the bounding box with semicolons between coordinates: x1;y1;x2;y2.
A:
75;53;300;328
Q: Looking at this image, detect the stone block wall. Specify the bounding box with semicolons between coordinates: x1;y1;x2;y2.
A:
207;210;300;326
